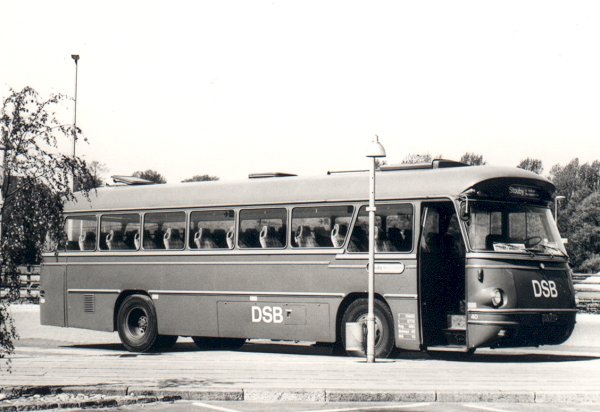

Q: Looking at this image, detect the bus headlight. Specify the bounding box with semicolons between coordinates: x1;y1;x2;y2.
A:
491;288;504;307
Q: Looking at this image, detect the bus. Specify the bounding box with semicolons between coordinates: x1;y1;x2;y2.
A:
40;160;577;358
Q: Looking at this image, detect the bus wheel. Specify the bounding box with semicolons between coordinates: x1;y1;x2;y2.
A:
154;335;178;350
117;294;158;352
340;298;394;359
192;337;246;350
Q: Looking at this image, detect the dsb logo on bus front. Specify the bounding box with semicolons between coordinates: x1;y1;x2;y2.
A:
532;279;558;298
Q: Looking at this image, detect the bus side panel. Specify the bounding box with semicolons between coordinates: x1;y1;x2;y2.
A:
40;263;66;327
66;291;117;332
155;295;218;336
217;299;331;341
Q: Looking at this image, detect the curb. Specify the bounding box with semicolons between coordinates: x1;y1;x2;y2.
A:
2;386;600;405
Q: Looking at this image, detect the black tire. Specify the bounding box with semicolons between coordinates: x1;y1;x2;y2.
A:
340;298;395;359
117;294;159;352
192;337;246;350
155;335;178;350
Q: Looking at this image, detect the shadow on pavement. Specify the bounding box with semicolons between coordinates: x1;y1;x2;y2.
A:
62;341;600;363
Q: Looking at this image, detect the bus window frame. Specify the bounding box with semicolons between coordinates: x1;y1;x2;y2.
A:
187;208;236;251
346;201;416;254
289;204;355;250
460;198;560;256
237;207;288;250
141;210;188;251
98;212;142;252
60;214;100;252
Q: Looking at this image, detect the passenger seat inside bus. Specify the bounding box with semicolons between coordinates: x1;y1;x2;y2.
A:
260;225;283;248
194;228;218;249
164;227;184;249
78;232;96;251
106;230;127;250
331;223;348;248
294;225;318;247
226;228;235;249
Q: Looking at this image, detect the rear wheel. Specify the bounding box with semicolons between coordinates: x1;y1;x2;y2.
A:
340;298;395;359
192;337;246;350
117;294;158;352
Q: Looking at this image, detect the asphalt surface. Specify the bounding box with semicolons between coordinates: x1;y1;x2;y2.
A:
2;305;600;410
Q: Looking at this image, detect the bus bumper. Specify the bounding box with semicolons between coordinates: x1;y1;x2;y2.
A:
467;309;577;348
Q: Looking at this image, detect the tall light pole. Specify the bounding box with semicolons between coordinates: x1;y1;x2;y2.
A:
555;195;565;222
71;54;79;191
366;135;386;363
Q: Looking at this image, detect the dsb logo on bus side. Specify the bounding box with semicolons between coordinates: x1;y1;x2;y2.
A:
251;306;284;324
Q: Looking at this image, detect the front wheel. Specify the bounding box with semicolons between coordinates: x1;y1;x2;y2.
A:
117;294;159;352
192;337;246;350
340;298;395;359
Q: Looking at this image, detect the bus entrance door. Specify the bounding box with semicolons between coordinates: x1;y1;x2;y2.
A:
419;202;467;350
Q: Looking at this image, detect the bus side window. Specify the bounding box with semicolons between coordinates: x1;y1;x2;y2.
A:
349;204;413;253
143;211;186;250
99;214;140;251
62;215;97;251
189;210;235;249
239;208;287;249
291;205;353;248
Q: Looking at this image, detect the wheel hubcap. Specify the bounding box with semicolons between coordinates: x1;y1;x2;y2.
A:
356;313;383;345
127;308;148;338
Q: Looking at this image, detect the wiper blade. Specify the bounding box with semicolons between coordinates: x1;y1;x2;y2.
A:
539;243;566;256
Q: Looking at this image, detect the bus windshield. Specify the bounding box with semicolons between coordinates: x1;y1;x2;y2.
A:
466;201;566;256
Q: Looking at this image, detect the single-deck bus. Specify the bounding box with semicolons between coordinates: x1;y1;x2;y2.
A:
40;160;577;358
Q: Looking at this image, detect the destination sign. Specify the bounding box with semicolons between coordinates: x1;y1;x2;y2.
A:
508;185;540;199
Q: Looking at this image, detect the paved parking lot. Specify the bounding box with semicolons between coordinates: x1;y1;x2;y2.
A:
3;305;600;410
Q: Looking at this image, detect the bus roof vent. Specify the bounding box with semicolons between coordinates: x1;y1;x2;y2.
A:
248;172;298;179
327;169;368;175
380;159;469;172
110;175;158;185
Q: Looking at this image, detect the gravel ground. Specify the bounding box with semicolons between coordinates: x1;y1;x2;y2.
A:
0;391;178;411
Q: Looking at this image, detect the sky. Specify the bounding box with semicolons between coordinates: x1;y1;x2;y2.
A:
1;0;599;183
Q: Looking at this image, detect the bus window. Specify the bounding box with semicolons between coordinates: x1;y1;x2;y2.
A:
348;204;413;253
291;205;353;248
239;208;287;249
62;215;97;251
100;214;140;251
190;210;235;249
143;211;186;250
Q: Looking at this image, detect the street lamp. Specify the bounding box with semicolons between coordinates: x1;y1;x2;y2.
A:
366;135;386;363
71;54;79;191
555;195;566;222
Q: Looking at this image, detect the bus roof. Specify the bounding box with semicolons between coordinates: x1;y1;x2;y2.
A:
65;165;554;213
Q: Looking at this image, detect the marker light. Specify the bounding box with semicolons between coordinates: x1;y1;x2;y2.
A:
491;288;504;307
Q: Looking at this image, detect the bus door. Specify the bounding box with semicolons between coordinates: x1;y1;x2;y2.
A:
419;201;467;349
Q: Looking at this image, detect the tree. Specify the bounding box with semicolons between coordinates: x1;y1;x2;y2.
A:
460;152;486;166
132;170;166;184
401;153;434;164
0;87;91;370
517;158;543;175
80;160;108;190
566;192;600;272
181;174;219;183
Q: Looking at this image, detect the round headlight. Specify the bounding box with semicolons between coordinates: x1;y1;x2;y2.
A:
491;288;504;307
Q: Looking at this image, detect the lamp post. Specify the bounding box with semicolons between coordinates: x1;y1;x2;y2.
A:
366;135;386;363
71;54;79;191
554;195;565;222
